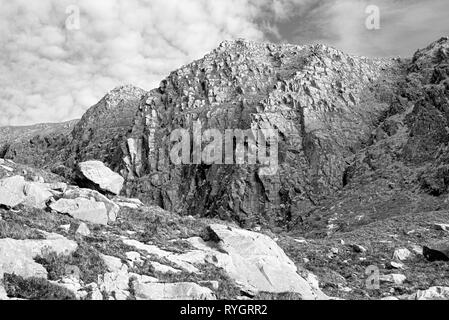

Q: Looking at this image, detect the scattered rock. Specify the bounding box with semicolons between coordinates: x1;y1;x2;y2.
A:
63;187;119;222
98;271;131;300
195;224;328;299
59;224;71;233
379;274;407;285
101;254;128;273
0;165;14;172
50;198;109;226
0;176;26;208
0;283;8;300
350;244;367;254
381;296;400;301
113;197;144;209
22;182;54;209
423;243;449;262
0;232;78;279
77;161;124;195
433;223;449;232
411;244;423;256
0;176;62;209
387;261;405;270
393;248;412;261
125;252;142;265
76;223;91;237
50;277;86;300
408;287;449;300
132;282;216;300
151;262;182;274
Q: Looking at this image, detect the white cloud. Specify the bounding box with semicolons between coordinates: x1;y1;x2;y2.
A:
0;0;447;126
0;0;275;126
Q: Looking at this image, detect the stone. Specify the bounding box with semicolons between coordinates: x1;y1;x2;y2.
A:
98;271;131;300
76;223;91;237
423;242;449;262
0;176;26;207
59;224;71;232
381;296;399;301
0;283;8;300
433;223;449;232
0;176;62;209
50;277;84;300
379;274;407;285
113;197;144;209
63;187;119;222
0;232;78;279
22;182;54;209
0;165;14;172
101;254;128;273
189;224;328;299
32;176;45;183
387;261;405;270
125;252;142;265
132;282;216;300
151;262;182;274
411;287;449;300
393;248;412;261
122;239;200;273
77;161;124;195
50;198;109;226
351;244;367;254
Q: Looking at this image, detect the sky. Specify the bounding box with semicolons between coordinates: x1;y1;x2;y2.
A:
0;0;448;126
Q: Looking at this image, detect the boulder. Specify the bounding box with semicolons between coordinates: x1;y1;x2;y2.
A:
132;282;216;300
0;283;8;300
50;198;109;226
411;287;449;300
0;176;62;209
423;242;449;262
63;187;119;222
22;182;54;209
0;232;78;279
379;274;407;285
77;161;124;195
393;248;412;261
188;224;328;299
0;176;26;207
433;223;449;232
76;223;91;237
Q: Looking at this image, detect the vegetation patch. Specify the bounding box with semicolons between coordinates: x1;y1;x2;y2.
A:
3;274;76;300
35;242;108;284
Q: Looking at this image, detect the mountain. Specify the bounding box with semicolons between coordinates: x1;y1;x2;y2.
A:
1;37;449;301
1;37;449;234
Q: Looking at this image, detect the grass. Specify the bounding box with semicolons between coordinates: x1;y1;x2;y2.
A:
3;274;76;300
35;242;108;284
0;220;45;240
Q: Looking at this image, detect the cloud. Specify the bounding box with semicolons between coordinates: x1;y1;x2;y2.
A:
0;0;447;126
0;0;273;126
281;0;449;57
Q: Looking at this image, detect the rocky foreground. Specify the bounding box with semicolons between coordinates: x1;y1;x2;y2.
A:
1;37;449;300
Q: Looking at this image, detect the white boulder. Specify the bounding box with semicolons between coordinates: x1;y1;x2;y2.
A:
77;161;124;195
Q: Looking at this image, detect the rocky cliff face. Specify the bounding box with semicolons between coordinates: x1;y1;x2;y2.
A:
1;38;449;233
121;40;401;228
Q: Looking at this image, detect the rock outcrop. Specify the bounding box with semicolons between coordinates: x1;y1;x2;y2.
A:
76;161;124;195
0;232;78;279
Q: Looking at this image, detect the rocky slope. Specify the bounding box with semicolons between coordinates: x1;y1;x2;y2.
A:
1;37;449;300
